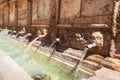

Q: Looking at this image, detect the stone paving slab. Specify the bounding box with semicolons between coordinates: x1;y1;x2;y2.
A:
88;67;120;80
0;50;33;80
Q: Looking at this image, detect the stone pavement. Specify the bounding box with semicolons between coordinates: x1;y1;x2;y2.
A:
0;50;33;80
88;67;120;80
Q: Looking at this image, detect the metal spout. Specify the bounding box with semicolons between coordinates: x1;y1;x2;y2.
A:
71;43;98;73
48;38;60;61
55;38;60;42
86;43;97;49
23;33;32;39
38;35;46;38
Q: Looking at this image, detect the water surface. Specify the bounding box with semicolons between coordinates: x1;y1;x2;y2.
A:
0;37;78;80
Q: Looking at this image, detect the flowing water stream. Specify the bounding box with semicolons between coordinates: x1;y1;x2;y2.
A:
0;37;79;80
24;36;40;54
71;47;88;73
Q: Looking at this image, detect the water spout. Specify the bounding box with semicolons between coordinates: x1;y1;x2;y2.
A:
71;32;103;73
23;33;32;39
48;38;60;61
24;34;46;54
16;27;26;38
19;33;32;42
86;43;97;49
48;38;60;51
11;31;17;37
71;43;97;73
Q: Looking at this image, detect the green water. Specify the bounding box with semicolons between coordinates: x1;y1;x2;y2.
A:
0;37;79;80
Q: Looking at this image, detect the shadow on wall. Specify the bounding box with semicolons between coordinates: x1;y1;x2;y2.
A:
56;28;111;57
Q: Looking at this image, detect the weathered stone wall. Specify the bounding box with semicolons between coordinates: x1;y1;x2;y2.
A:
0;0;119;56
0;10;3;27
57;0;114;55
32;0;50;25
32;0;38;25
60;0;113;24
18;0;27;26
59;28;111;56
116;5;120;55
3;6;8;26
9;1;15;26
116;35;120;54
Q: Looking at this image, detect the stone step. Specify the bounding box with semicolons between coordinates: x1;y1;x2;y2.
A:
59;48;83;58
86;54;104;63
54;54;101;73
83;59;101;70
87;67;120;80
101;58;120;71
104;57;120;65
54;52;102;71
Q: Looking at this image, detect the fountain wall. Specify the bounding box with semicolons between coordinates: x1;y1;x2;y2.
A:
0;0;119;57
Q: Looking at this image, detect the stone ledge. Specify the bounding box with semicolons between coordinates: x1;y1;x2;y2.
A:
0;50;33;80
